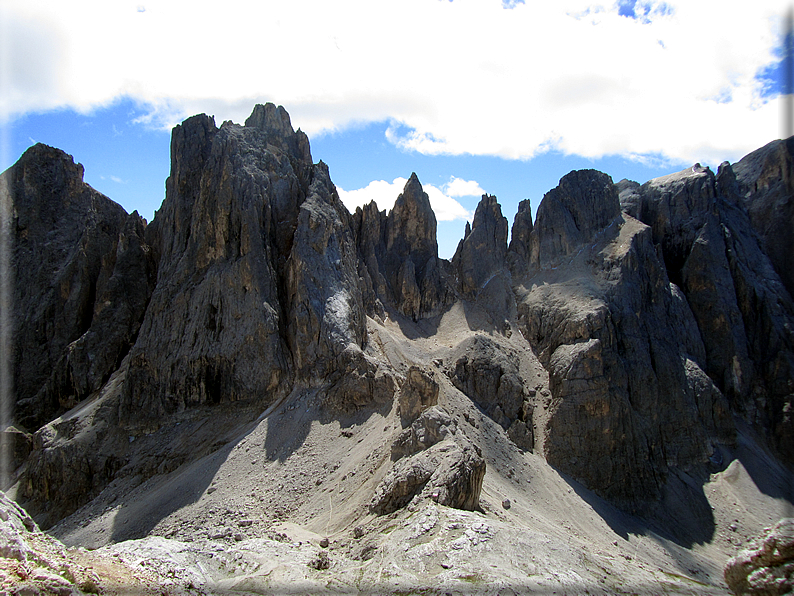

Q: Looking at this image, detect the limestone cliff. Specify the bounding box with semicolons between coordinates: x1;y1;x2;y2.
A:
3;145;156;431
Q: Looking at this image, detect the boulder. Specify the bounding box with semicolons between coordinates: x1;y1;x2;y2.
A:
724;518;794;595
370;437;485;515
324;346;398;412
391;406;456;460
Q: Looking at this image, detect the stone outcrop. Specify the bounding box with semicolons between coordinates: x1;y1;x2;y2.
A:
629;162;794;463
398;366;439;428
371;434;485;515
3;144;156;430
448;336;533;451
724;518;794;595
323;346;397;412
391;405;456;460
529;169;621;269
517;170;735;506
731;138;794;299
452;194;508;297
374;367;485;515
354;175;449;320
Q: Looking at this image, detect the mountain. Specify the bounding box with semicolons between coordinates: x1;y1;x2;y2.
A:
1;104;792;594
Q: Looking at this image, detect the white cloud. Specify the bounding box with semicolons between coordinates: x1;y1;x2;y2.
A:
0;0;786;165
337;177;474;222
443;177;486;198
99;175;127;184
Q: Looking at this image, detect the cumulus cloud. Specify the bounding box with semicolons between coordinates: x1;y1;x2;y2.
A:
0;0;785;165
336;177;476;222
443;177;486;198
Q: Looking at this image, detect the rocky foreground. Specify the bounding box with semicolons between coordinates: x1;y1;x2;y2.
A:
1;104;793;594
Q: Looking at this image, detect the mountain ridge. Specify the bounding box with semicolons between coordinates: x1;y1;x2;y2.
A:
1;103;792;594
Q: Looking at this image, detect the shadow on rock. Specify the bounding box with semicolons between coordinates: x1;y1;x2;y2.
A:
110;429;233;543
559;464;716;549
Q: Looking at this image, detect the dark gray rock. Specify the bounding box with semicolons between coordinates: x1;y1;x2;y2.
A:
398;366;439;428
633;163;794;462
635;163;716;285
4;144;154;430
120;108;307;430
507;198;533;276
731;137;794;299
452;194;508;297
518;198;734;506
0;426;32;480
355;174;449;320
448;336;532;448
530;169;621;269
616;178;642;216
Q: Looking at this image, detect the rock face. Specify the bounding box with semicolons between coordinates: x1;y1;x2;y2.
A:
453;194;508;297
528;169;621;269
724;518;794;595
3;145;156;430
517;170;735;506
448;336;533;451
120;111;299;429
506;198;533;275
355;174;449;320
629;162;794;464
120;106;371;431
731;138;794;300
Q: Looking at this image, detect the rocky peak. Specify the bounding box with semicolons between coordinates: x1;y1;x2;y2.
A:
244;103;312;164
385;173;438;272
530;169;620;268
636;164;717;281
120;106;324;429
506;198;533;276
5;144;152;430
616;178;642;216
357;173;448;319
453;194;508;296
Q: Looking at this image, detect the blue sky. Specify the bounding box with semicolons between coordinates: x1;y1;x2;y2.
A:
0;0;788;258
